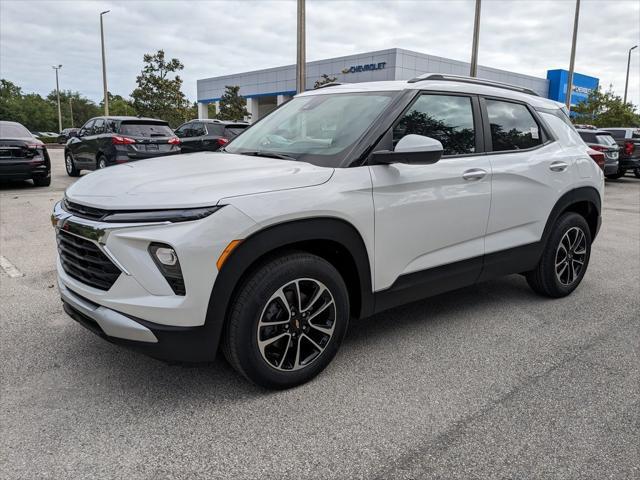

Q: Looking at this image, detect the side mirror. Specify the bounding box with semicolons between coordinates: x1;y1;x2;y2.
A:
370;134;444;165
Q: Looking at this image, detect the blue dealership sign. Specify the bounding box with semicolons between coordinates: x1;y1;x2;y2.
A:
547;69;599;106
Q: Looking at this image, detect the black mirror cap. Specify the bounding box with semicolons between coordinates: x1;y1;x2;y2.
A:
370;149;442;165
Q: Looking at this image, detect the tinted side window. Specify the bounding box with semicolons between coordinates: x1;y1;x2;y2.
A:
486;100;542;151
80;120;95;136
578;131;596;143
93;119;105;134
208;124;225;136
174;124;190;137
393;94;476;155
192;122;207;136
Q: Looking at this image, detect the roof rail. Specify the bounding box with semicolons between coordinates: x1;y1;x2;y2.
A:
407;73;540;97
314;82;343;90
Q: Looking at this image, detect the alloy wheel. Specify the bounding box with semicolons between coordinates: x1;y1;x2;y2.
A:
65;155;73;173
256;278;336;371
555;226;587;286
98;158;107;169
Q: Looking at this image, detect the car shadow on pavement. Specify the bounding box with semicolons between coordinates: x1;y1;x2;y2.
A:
61;274;537;401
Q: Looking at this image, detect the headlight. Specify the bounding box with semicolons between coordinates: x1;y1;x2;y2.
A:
102;206;222;223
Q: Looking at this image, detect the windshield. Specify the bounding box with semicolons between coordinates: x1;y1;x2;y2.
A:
0;122;32;138
225;92;395;167
118;122;173;137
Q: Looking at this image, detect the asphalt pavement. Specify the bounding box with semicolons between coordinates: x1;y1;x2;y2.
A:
1;149;638;479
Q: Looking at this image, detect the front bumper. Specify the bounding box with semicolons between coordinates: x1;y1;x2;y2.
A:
52;200;257;361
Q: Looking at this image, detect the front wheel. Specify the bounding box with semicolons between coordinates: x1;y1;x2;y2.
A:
222;252;349;389
526;212;591;298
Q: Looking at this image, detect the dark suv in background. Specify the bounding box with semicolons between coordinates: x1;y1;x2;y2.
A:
576;128;620;178
64;116;180;176
174;119;249;153
601;128;640;178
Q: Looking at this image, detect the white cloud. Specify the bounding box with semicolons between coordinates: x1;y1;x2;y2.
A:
0;0;638;106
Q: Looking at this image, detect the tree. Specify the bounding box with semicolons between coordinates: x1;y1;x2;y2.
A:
314;74;337;89
101;92;136;117
48;90;100;128
130;50;192;127
217;85;250;121
572;86;640;127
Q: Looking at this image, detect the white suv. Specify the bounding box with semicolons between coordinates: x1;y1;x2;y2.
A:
52;74;603;388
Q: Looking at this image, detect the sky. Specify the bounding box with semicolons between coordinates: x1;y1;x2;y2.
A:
1;0;639;107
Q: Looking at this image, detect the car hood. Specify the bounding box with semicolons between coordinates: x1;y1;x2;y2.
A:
65;152;334;209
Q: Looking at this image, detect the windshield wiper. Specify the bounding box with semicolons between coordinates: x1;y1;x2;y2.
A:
238;151;298;161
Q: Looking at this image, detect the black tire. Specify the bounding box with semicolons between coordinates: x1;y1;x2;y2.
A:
96;155;107;170
222;252;349;389
526;212;591;298
32;176;51;187
65;152;80;177
634;168;640;179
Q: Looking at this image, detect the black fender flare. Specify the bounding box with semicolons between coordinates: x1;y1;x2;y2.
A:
540;186;602;247
203;217;374;352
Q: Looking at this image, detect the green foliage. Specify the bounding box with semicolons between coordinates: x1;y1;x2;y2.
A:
572;86;640;127
314;74;338;89
130;50;192;127
101;92;136;116
1;79;103;132
217;86;250;121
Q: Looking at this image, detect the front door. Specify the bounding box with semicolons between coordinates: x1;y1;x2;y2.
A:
370;93;492;294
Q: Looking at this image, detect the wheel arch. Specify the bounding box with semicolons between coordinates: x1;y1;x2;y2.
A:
542;186;601;246
203;217;374;352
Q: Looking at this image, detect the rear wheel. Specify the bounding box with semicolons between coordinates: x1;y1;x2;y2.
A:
97;155;107;169
65;153;80;177
526;212;591;298
222;252;349;389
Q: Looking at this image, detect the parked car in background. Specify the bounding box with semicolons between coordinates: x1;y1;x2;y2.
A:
58;128;79;144
0;121;51;187
64;116;181;176
53;75;603;388
601;127;640;178
174;119;249;153
31;131;58;140
576;128;620;178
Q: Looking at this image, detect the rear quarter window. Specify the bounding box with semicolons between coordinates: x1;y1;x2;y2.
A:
118;122;173;137
225;126;248;137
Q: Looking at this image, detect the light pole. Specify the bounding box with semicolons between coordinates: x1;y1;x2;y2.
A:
52;65;63;133
469;0;481;77
100;10;110;115
566;0;581;110
623;45;638;105
296;0;305;93
69;98;74;127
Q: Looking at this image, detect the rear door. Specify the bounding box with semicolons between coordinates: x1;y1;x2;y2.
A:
481;98;572;264
370;92;491;292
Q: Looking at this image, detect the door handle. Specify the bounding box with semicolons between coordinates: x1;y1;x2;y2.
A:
462;168;487;181
549;161;568;172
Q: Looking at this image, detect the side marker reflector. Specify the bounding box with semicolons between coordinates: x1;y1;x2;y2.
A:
217;240;243;270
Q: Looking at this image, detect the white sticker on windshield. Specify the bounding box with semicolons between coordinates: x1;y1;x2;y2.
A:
530;127;539;139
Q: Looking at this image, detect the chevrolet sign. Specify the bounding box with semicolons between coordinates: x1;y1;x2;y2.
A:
342;62;386;74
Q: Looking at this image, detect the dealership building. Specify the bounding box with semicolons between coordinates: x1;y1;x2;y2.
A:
196;48;598;121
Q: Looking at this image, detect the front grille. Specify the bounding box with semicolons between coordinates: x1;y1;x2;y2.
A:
57;230;121;290
62;200;109;221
